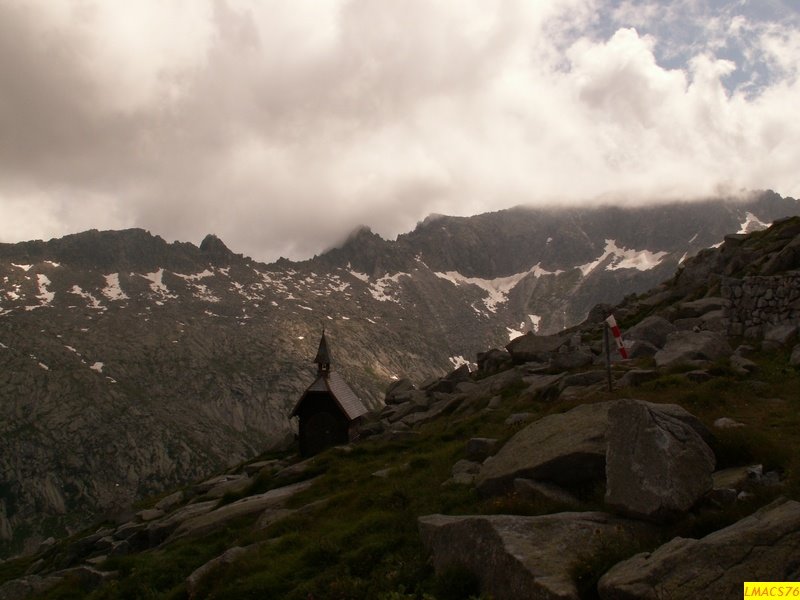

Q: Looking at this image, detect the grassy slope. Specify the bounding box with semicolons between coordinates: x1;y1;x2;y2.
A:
9;345;800;600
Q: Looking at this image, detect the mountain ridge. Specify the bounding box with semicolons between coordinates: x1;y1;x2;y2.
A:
1;191;799;557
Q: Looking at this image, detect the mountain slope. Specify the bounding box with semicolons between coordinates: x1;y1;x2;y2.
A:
0;191;798;556
1;215;798;599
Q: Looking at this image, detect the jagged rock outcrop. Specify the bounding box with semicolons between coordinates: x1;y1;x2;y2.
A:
598;499;800;599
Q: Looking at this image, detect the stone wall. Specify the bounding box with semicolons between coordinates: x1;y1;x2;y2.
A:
722;272;800;337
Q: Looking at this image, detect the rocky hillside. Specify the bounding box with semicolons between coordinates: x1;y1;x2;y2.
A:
0;192;798;558
1;215;798;599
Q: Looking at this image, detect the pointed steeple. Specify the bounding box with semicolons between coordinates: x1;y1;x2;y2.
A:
314;327;332;374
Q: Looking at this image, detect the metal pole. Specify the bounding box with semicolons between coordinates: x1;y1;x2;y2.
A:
604;323;613;392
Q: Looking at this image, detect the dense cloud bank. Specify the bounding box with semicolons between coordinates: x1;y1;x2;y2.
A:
1;0;798;261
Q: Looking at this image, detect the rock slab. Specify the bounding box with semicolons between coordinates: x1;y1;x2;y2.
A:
419;512;652;600
599;499;800;599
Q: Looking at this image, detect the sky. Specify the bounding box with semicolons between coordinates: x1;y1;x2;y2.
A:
1;0;799;262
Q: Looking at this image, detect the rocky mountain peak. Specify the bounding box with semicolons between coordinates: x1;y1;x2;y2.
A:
199;234;235;263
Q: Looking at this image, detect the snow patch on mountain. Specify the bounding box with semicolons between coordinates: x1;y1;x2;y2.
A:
449;355;471;370
348;269;370;283
738;212;770;234
11;264;32;271
529;314;542;333
435;263;560;312
579;240;668;276
369;273;410;303
174;269;214;281
141;269;177;299
507;324;525;340
71;285;105;310
90;362;104;373
102;273;129;301
36;274;55;305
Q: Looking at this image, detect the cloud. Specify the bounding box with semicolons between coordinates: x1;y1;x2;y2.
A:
0;0;798;261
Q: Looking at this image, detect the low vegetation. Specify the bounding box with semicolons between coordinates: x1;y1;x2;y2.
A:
1;341;796;599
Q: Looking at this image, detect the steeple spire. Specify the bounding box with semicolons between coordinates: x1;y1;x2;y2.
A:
314;327;332;374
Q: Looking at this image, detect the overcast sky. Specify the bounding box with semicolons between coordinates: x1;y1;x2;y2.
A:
1;1;799;262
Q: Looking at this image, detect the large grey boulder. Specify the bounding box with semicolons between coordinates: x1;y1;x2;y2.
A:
605;400;715;521
506;332;568;363
599;499;800;599
419;512;653;600
476;402;612;496
654;331;732;368
477;400;712;500
625;316;676;349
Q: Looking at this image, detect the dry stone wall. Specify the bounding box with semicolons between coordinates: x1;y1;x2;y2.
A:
722;272;800;337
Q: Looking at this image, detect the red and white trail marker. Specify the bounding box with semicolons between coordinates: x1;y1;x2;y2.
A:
605;315;628;359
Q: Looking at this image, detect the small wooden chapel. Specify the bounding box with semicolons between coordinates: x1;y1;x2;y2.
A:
289;330;368;457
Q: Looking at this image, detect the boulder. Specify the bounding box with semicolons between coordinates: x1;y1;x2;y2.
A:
147;501;218;546
476;348;513;374
419;512;653;600
186;546;247;599
384;378;416;404
550;348;594;371
135;509;164;523
654;331;732;368
168;479;318;542
506;332;567;363
604;400;716;521
561;370;607;388
401;394;464;428
626;340;659;358
636;400;713;446
730;354;757;375
764;324;798;346
598;499;800;599
625;316;676;348
477;402;612;496
154;491;185;512
520;373;564;402
424;365;471;393
204;476;252;499
676;297;730;318
446;460;481;486
713;465;762;491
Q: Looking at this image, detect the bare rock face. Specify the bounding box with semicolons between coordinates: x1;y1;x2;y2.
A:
598;499;800;599
654;331;733;368
475;402;613;497
419;512;653;600
604;400;715;521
